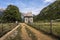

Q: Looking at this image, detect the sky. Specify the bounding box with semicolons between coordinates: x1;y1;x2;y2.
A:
0;0;56;15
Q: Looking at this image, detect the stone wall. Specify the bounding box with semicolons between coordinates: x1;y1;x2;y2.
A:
0;24;20;40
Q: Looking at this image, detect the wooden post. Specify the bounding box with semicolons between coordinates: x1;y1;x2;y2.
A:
50;20;52;34
1;23;3;33
16;21;18;25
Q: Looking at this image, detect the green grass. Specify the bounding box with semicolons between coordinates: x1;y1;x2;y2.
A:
25;27;37;40
28;22;60;37
34;22;60;36
0;23;18;37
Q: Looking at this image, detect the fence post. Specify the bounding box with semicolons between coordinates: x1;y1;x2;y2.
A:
2;23;3;33
50;20;53;34
16;21;18;25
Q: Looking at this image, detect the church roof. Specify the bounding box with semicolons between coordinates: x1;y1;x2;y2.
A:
24;12;33;17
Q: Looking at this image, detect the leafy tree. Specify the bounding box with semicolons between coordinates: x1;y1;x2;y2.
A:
2;5;21;22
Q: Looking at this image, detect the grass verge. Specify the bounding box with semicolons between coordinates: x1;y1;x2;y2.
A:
27;23;60;40
0;23;18;37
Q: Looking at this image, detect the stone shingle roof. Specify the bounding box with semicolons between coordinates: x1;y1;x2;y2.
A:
24;12;33;17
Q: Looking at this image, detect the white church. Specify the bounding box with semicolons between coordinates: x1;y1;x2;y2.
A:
22;12;33;23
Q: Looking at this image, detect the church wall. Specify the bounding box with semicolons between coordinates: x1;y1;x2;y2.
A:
24;17;28;23
29;17;33;23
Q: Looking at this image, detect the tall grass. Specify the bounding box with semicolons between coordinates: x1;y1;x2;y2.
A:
0;23;18;37
28;22;60;39
34;22;60;37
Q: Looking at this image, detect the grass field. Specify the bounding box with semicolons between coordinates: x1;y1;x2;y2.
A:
28;22;60;38
0;23;18;37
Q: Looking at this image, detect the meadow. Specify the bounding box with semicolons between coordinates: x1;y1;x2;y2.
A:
28;21;60;38
0;23;18;37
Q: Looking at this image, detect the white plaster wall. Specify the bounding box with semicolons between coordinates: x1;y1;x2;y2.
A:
29;18;33;23
25;18;28;23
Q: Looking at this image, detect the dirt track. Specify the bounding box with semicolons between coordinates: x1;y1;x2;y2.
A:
20;23;56;40
20;23;32;40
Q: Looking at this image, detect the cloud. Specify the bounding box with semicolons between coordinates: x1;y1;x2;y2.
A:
20;7;45;15
32;8;42;15
44;0;56;3
16;1;26;8
0;0;56;15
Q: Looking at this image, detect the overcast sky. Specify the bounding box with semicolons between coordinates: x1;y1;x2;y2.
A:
0;0;56;15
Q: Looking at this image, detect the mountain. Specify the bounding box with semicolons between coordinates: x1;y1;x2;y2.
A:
35;1;60;21
0;9;4;16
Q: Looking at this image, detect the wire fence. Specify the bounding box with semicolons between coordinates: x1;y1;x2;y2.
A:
28;20;60;39
0;23;18;37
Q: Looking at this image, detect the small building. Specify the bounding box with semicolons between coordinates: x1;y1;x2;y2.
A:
23;12;33;23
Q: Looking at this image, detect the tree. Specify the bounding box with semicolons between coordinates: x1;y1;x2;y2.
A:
2;5;21;22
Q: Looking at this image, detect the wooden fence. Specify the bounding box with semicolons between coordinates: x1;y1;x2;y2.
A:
0;24;20;40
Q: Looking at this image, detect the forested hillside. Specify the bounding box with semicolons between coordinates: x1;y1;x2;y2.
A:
35;1;60;21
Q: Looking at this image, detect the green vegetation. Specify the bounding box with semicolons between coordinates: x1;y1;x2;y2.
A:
0;23;17;37
28;22;60;38
2;5;21;22
33;0;60;39
25;27;37;40
34;1;60;21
